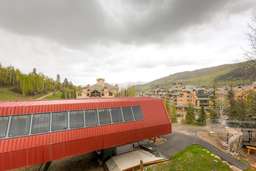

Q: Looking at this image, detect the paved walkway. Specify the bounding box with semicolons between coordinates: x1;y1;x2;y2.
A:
36;92;53;100
156;132;249;170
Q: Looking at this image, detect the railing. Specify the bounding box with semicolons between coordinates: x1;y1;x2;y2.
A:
226;120;256;128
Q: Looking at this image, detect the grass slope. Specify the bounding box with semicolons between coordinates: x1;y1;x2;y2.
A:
44;91;63;100
145;144;231;171
0;88;41;101
138;61;256;91
0;88;64;101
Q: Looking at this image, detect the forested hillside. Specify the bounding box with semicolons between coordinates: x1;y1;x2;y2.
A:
0;64;78;101
137;61;256;91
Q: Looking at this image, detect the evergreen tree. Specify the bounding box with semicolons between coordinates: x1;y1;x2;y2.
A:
164;99;177;123
56;74;61;83
171;104;177;123
197;106;206;126
185;104;195;124
56;74;61;90
164;98;171;118
209;108;218;123
246;91;256;118
209;84;219;123
32;68;37;75
127;86;136;96
63;78;69;87
226;85;247;120
227;85;238;119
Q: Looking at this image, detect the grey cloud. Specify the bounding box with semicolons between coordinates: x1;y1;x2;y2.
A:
227;0;256;14
0;0;111;46
135;58;201;69
122;0;250;43
0;0;254;47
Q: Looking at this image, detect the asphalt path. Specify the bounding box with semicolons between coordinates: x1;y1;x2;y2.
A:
156;132;249;170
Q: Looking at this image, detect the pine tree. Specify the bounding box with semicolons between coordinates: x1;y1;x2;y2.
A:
32;68;37;75
127;86;136;96
227;85;237;119
209;84;219;123
185;105;195;124
171;104;177;123
197;106;206;126
56;74;61;83
164;98;171;118
63;78;69;87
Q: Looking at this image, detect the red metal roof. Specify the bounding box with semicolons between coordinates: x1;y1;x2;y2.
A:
0;97;171;170
0;97;158;116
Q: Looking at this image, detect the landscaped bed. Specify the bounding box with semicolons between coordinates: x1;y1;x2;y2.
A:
145;144;231;171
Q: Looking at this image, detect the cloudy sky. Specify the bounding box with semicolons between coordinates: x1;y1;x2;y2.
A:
0;0;255;85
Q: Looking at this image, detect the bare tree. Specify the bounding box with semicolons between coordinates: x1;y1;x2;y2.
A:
246;17;256;65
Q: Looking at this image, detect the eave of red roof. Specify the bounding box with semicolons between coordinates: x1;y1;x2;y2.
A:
0;97;158;107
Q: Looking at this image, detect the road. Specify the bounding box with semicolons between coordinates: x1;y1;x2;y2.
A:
156;132;249;170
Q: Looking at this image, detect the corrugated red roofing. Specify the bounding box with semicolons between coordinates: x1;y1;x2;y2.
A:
0;97;157;116
0;97;171;170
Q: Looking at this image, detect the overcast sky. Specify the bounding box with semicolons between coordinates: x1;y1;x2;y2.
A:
0;0;255;85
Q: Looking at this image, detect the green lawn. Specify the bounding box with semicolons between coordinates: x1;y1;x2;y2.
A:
145;145;231;171
0;88;32;101
0;88;48;101
43;91;63;100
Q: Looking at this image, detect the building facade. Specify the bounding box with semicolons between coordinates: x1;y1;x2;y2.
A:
234;82;256;100
143;82;211;122
77;78;119;98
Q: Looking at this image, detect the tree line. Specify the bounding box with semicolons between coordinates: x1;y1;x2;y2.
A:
226;86;256;121
118;86;137;97
0;64;77;99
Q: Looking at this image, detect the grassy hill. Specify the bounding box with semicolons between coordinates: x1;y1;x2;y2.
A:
0;88;43;101
0;88;64;101
137;61;256;91
145;145;231;171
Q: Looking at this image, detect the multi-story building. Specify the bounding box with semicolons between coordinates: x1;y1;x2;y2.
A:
169;86;210;122
192;88;210;107
176;89;193;106
77;78;119;98
234;82;256;100
143;82;211;122
144;87;169;98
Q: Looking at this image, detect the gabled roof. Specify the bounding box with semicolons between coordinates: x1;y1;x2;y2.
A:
89;82;118;92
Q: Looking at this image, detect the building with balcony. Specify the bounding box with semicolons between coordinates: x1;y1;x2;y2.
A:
77;78;119;98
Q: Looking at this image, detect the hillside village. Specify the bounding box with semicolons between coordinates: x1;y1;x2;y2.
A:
1;0;256;170
141;81;256;123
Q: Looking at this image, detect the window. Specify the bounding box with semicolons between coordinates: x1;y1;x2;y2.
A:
0;117;9;138
111;108;123;123
122;107;134;121
9;115;31;137
51;112;68;131
132;106;143;120
31;113;50;134
70;111;84;129
85;110;98;127
98;109;111;125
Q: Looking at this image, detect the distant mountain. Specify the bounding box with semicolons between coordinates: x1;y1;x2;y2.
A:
137;61;256;91
118;81;145;89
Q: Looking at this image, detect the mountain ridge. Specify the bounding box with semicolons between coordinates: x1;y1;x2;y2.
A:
136;61;256;91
